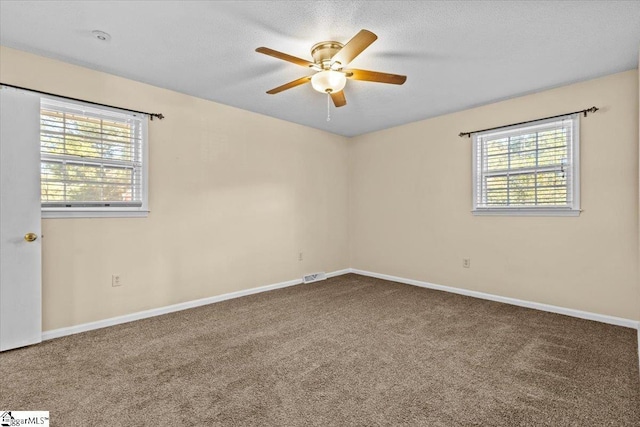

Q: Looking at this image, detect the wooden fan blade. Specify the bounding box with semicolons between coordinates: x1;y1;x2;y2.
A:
330;90;347;108
256;47;316;68
331;29;378;67
266;76;312;94
344;69;407;85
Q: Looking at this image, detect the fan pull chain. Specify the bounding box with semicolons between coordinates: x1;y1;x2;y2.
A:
326;93;331;122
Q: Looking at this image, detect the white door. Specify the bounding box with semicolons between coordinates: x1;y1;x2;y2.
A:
0;88;42;351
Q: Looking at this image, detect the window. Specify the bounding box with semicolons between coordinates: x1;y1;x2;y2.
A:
472;114;580;216
40;98;148;218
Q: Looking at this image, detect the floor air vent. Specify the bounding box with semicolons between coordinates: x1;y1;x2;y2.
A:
303;272;327;284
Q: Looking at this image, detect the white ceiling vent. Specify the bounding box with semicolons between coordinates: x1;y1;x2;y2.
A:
303;272;326;284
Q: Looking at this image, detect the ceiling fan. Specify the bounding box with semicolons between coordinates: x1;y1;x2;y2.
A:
256;29;407;108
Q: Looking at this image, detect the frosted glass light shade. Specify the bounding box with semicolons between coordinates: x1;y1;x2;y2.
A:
311;70;347;94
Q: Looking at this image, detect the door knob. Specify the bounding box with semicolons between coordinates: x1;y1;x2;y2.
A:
24;232;38;242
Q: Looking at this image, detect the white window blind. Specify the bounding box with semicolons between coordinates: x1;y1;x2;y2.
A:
472;114;580;216
40;98;148;216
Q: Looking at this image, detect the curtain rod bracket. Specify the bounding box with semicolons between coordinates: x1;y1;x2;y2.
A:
584;106;598;117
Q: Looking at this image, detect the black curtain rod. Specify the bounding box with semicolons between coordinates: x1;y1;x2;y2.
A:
458;106;598;138
0;82;165;120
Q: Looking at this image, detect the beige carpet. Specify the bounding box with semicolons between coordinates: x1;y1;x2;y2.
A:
1;273;639;426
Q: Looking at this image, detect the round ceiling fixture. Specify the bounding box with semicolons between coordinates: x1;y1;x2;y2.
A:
311;70;347;94
91;30;111;42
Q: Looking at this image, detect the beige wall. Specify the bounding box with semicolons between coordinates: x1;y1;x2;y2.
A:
2;45;639;331
0;47;350;331
349;70;640;321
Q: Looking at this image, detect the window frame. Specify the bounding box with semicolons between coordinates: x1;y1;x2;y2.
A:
40;97;149;219
471;114;581;217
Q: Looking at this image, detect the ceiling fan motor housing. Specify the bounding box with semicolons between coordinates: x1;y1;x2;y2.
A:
311;41;344;69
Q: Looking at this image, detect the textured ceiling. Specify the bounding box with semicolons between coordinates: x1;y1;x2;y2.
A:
1;1;639;137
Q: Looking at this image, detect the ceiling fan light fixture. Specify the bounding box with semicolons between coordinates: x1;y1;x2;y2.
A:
311;70;346;94
257;29;406;109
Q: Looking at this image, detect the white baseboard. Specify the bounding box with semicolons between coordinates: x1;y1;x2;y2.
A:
350;268;640;330
326;268;351;278
42;268;351;341
41;266;639;347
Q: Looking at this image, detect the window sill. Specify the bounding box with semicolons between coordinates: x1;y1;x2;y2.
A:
42;209;149;219
472;208;581;217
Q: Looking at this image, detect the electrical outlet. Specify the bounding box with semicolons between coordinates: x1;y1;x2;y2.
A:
463;258;471;268
298;252;303;262
112;274;122;287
